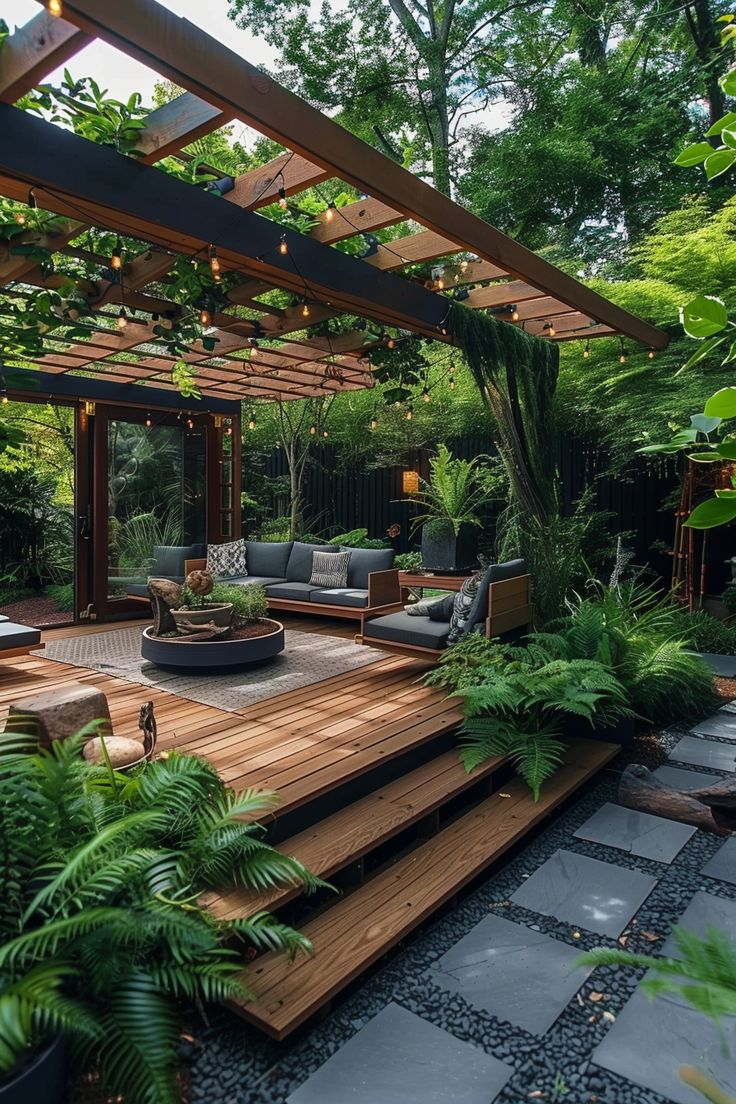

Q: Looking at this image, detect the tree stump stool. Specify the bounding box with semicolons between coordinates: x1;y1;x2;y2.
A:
6;683;112;747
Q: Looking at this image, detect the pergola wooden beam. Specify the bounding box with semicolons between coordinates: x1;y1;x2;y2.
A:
0;11;90;103
56;0;666;349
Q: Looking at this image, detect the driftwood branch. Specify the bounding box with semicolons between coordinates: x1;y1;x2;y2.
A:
618;764;736;834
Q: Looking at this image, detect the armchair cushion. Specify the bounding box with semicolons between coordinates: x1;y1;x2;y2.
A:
314;589;369;608
266;581;321;601
152;543;205;578
286;541;341;583
363;611;450;649
340;546;394;588
246;540;293;578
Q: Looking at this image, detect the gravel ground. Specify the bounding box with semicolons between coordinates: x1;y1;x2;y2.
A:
0;594;71;627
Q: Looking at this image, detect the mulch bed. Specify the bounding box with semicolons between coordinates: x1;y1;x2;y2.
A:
0;594;70;627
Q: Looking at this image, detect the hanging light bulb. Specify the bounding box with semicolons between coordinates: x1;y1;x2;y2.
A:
111;237;123;270
370;415;378;430
386;336;396;349
226;423;233;436
583;340;591;359
648;349;655;359
48;0;63;14
405;407;413;421
302;301;310;318
436;276;445;290
544;321;556;337
278;185;288;210
0;390;8;405
248;412;256;430
145;412;152;428
14;210;26;226
449;378;456;391
322;429;329;438
309;424;317;435
422;386;430;403
324;202;336;221
510;306;519;321
208;244;220;276
116;307;128;330
279;235;288;255
199;307;211;326
619;338;627;364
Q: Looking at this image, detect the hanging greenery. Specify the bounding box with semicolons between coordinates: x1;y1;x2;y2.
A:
370;333;428;402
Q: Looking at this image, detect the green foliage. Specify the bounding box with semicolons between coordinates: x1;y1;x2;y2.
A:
26;72;150;156
0;733;319;1100
171;360;201;400
45;583;74;614
208;583;269;624
394;551;423;571
404;444;497;538
117;511;183;576
460;715;566;802
325;528;390;549
669;607;736;655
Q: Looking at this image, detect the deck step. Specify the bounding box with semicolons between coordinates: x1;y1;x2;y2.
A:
205;749;509;920
230;737;618;1039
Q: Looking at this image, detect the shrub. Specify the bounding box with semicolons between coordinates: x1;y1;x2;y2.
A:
394;551;423;571
46;581;74;612
326;528;390;549
210;582;269;625
0;731;320;1102
670;607;736;656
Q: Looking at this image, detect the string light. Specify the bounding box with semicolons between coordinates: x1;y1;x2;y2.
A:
278;185;288;210
48;0;62;15
370;415;378;430
543;321;556;337
405;407;413;421
619;338;627;364
324;202;336;221
0;390;8;405
309;424;317;435
322;429;329;438
226;423;233;436
116;307;128;330
248;412;256;430
422;384;430;403
302;301;310;318
111;237;123;271
435;276;445;290
648;349;656;359
279;235;288;255
449;378;456;391
386;336;396;349
187;416;195;430
208;244;221;277
14;210;26;226
510;306;519;321
583;340;591;359
199;308;211;326
145;412;152;428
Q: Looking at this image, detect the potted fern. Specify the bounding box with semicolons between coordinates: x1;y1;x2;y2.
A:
404;445;494;573
0;728;321;1104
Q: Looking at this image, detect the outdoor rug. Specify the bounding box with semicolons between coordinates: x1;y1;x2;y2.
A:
33;626;383;713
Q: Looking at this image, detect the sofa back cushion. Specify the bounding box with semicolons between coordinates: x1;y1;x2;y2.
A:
246;540;293;579
461;559;527;638
286;541;341;583
152;543;206;578
340;546;395;589
310;550;351;588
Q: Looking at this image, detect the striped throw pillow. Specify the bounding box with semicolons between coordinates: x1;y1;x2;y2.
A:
447;572;482;643
309;549;351;588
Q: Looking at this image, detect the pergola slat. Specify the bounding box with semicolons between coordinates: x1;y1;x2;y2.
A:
0;11;90;103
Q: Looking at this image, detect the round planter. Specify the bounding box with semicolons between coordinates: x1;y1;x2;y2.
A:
0;1036;67;1104
171;603;233;630
142;618;285;672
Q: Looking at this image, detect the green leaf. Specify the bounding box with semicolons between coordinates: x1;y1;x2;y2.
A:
705;149;736;179
684;496;736;529
674;142;715;167
688;452;720;462
716;441;736;460
722;68;736;95
705;387;736;418
716;489;736;498
681;295;728;338
690;413;722;434
678;334;728;372
705;111;736;136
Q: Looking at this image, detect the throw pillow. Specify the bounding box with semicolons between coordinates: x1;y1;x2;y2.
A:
207;538;247;579
310;549;351;588
405;597;448;617
447;572;483;643
428;593;456;622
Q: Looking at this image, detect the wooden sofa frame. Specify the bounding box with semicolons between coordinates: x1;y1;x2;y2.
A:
182;560;404;630
355;573;533;661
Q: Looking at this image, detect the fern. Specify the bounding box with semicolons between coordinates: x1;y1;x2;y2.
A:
460;716;565;801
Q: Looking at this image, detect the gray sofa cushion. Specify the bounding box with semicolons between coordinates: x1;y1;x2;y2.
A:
0;621;42;649
340;546;395;588
314;589;370;608
428;593;456;622
266;581;321;601
460;559;527;638
286;542;341;583
126;583;153;598
246;540;293;578
152;544;205;578
223;576;286;588
363;611;451;649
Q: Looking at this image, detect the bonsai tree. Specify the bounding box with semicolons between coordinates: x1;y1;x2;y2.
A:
0;727;322;1103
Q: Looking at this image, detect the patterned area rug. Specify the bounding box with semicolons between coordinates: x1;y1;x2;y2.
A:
34;626;383;713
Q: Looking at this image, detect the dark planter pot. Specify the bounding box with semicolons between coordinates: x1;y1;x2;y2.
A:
0;1036;67;1104
566;714;637;745
141;619;285;672
420;523;477;573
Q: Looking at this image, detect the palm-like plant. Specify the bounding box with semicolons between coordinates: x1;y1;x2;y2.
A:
404;444;494;537
0;729;321;1103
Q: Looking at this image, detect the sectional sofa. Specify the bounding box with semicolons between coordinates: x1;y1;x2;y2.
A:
0;614;43;659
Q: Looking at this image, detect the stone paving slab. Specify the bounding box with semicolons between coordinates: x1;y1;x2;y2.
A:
662;890;736;956
286;1002;513;1104
702;837;736;886
653;765;723;790
426;913;591;1036
668;735;736;772
573;802;695;863
691;709;736;739
697;653;736;677
510;849;658;937
592;984;736;1104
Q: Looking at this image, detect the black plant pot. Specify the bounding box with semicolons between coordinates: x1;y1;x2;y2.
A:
0;1036;67;1104
566;714;636;745
420;523;478;573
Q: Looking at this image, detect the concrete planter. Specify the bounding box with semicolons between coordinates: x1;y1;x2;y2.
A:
420;523;478;573
170;603;233;630
0;1036;67;1104
142;618;285;672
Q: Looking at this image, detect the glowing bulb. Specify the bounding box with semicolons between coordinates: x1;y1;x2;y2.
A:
309;424;317;435
370;417;378;430
0;392;8;405
187;417;195;430
436;277;445;290
648;350;655;359
619;354;626;364
278;186;288;210
583;349;590;359
14;211;26;226
302;302;310;318
322;430;329;438
405;407;413;421
511;309;519;321
199;308;211;326
145;413;152;428
116;307;128;329
449;379;456;391
387;337;396;349
208;245;220;275
422;388;430;403
248;415;256;430
48;0;62;15
279;236;288;255
111;238;122;270
325;202;336;221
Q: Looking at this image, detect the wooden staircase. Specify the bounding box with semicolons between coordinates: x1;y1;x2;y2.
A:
207;734;618;1040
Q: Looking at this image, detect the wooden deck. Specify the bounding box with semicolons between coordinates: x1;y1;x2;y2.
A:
0;614;618;1037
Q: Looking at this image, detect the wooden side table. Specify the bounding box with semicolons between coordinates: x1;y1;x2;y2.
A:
397;571;472;604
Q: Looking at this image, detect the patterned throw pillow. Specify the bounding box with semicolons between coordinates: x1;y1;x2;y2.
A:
206;538;247;579
309;549;351;588
447;572;482;643
405;597;448;617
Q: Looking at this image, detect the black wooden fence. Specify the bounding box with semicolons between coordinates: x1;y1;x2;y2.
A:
243;436;733;593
